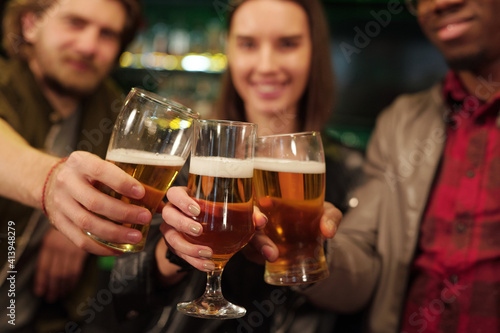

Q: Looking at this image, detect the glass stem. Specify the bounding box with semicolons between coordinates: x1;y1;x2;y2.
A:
204;268;224;300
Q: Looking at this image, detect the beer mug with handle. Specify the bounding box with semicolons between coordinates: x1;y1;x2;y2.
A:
177;119;257;319
254;132;329;285
87;88;199;252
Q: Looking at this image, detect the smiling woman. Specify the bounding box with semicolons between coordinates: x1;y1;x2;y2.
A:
226;0;312;135
112;0;356;332
217;0;334;136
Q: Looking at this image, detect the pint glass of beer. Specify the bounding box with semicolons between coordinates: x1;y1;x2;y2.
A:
87;88;199;252
177;119;256;319
254;132;328;285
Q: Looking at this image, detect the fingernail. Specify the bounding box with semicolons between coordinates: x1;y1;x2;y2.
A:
138;211;151;223
202;262;215;271
261;245;274;260
127;231;142;243
131;185;144;198
198;249;212;258
255;214;269;231
326;219;336;234
188;204;200;216
189;223;202;236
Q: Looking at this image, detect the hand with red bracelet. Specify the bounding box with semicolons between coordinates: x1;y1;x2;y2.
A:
0;121;151;256
42;151;152;256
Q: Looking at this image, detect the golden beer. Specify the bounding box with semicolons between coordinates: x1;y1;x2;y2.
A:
92;148;184;252
184;156;255;270
254;157;328;285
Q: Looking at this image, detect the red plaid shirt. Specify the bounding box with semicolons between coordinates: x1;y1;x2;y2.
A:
401;71;500;333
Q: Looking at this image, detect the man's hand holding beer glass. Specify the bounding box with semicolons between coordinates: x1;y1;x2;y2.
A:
43;88;198;255
43;151;154;256
84;88;197;253
0;118;151;257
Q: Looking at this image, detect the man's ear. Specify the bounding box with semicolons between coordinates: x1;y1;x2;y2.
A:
21;12;40;44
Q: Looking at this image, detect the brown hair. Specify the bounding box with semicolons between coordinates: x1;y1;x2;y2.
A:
2;0;142;59
216;0;335;132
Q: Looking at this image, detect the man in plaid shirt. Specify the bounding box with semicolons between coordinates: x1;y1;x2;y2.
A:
302;0;500;332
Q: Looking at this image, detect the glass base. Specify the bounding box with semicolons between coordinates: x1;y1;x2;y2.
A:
264;263;329;286
86;232;144;253
177;296;246;319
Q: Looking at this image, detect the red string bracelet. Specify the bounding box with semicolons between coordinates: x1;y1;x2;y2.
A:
41;157;68;217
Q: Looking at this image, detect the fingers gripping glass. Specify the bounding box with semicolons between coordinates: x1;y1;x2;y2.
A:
176;120;257;319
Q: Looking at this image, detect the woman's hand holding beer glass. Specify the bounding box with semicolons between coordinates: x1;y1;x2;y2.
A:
160;131;343;284
171;119;257;319
160;188;273;270
161;191;340;268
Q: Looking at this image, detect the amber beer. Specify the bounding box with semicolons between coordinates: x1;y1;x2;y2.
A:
93;148;184;252
184;156;255;269
254;157;328;285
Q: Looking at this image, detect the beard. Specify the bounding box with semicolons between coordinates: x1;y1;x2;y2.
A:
44;57;107;98
34;50;108;98
40;72;97;98
28;36;116;98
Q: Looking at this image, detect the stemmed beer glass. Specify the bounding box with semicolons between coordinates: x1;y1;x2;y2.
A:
87;88;199;252
177;120;257;319
253;132;329;285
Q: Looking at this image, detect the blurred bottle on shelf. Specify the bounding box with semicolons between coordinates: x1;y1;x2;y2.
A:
152;23;169;54
189;25;207;54
206;19;225;54
116;10;228;120
168;24;190;56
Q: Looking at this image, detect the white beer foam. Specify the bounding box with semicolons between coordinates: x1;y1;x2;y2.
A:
190;156;254;178
254;157;325;174
107;148;185;166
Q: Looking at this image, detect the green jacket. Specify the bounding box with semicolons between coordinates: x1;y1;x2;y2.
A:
0;57;124;267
